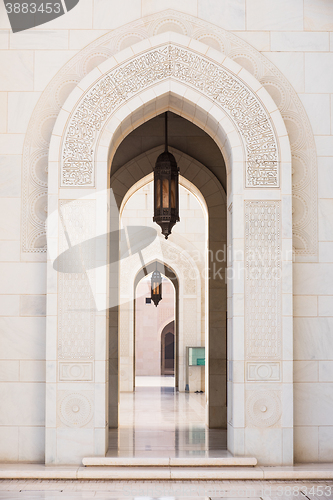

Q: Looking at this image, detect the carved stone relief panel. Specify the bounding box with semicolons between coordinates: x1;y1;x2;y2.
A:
62;44;279;189
245;201;281;360
246;389;282;427
246;362;281;382
58;362;93;381
58;200;95;360
57;391;94;428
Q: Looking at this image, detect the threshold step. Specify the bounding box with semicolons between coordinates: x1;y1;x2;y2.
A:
82;457;257;467
1;463;333;481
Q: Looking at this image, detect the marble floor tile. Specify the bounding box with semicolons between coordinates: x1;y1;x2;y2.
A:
107;377;227;458
0;495;98;499
1;481;333;499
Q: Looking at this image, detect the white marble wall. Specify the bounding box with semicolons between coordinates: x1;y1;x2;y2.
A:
0;196;46;462
1;0;333;463
0;36;46;459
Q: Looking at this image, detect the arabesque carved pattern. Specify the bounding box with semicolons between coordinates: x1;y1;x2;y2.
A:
246;390;282;427
58;200;95;359
58;391;94;427
245;201;281;359
22;10;317;256
62;44;278;189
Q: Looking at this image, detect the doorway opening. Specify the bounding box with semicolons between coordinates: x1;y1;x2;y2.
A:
134;271;176;389
109;111;227;456
161;323;175;376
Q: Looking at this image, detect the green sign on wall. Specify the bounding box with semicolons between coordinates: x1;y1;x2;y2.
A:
188;347;205;366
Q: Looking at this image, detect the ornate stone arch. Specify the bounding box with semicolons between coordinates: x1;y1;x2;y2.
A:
59;38;281;189
159;317;175;339
45;32;293;466
22;9;316;258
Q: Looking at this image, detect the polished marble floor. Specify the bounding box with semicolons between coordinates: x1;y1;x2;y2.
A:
107;376;228;458
1;480;333;499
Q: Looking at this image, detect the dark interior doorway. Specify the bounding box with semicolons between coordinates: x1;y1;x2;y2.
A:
161;322;175;376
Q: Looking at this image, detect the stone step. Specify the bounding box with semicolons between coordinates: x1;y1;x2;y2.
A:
1;463;333;480
82;457;257;467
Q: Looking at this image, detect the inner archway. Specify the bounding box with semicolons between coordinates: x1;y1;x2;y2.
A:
135;276;175;382
161;323;175;377
114;159;227;455
133;260;180;391
113;114;228;436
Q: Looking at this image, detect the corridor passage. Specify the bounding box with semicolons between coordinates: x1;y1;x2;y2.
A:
107;377;228;458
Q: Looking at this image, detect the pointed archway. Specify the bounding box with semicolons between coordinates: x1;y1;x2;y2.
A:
46;32;293;465
113;144;227;430
161;324;175;377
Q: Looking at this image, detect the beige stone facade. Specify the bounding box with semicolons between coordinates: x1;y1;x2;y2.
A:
0;0;333;466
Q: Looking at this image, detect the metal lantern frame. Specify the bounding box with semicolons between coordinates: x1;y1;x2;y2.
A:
153;112;180;239
151;268;162;307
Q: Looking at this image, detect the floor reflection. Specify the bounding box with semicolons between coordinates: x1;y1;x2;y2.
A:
107;376;228;458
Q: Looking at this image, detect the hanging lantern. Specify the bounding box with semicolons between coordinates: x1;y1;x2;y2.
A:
153;112;180;239
151;268;162;307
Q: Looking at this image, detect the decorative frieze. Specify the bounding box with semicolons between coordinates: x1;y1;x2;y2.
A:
22;11;317;256
62;44;279;189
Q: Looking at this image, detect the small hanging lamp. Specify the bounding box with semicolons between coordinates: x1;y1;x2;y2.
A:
151;265;162;307
153;112;180;239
